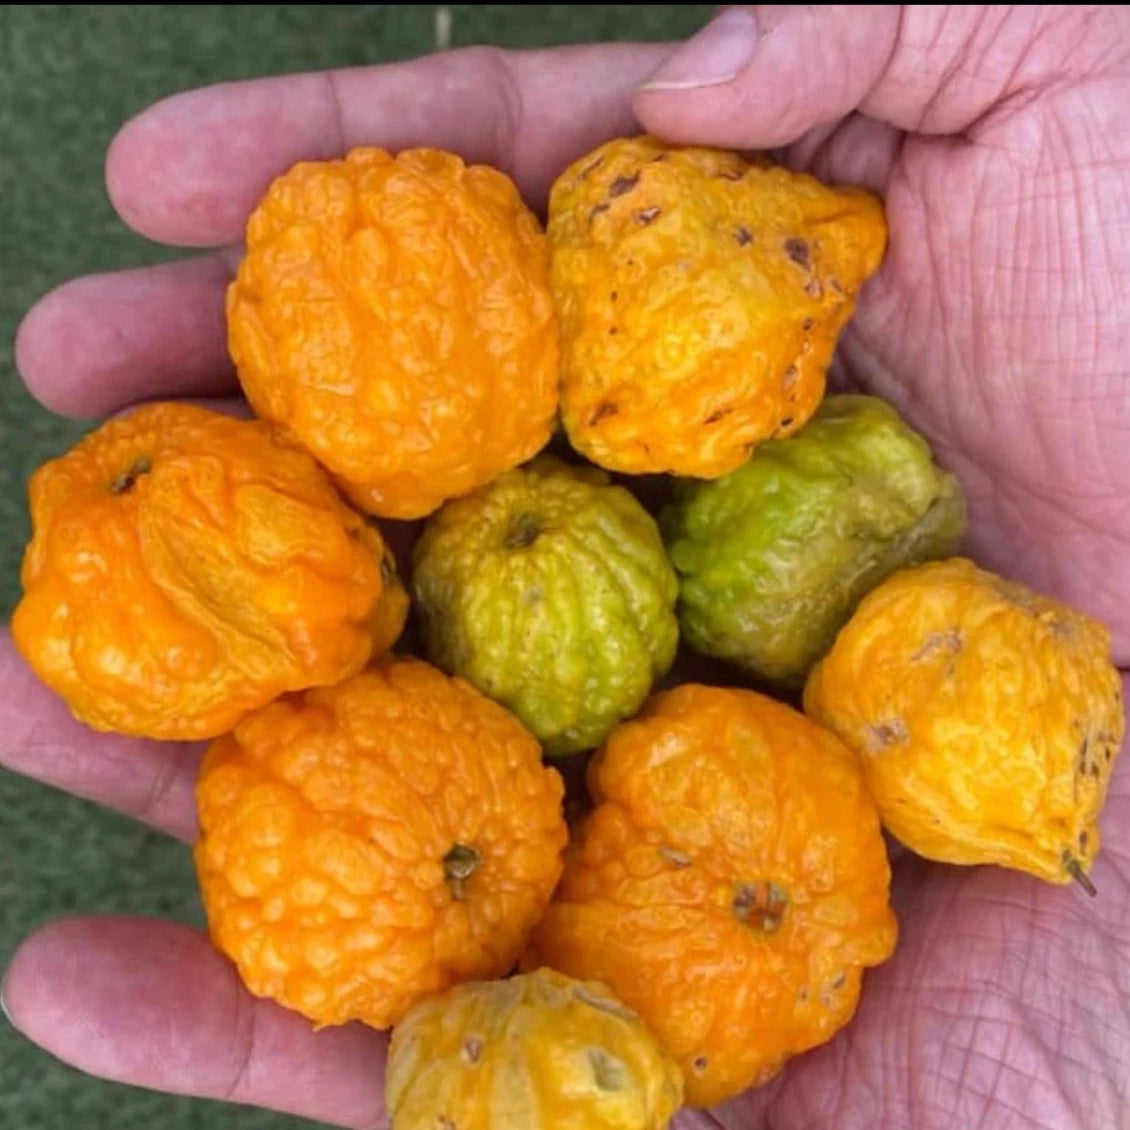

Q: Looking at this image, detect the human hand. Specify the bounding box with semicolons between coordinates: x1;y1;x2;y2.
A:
4;7;1128;1128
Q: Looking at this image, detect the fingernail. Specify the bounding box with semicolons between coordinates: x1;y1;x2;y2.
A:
1;978;13;1028
639;7;759;92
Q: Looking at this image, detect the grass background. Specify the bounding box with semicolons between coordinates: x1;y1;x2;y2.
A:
0;6;710;1127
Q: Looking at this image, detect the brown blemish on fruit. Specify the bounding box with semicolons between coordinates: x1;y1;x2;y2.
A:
783;365;799;392
705;407;733;424
911;629;963;663
636;206;662;225
785;238;810;269
734;226;752;246
590;203;609;222
658;845;692;868
865;718;909;753
109;456;152;495
608;173;640;197
589;401;619;426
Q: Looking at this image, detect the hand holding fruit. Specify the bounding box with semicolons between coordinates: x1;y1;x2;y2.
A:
4;7;1130;1130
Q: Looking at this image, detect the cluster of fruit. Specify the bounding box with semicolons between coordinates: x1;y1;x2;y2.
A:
12;136;1123;1128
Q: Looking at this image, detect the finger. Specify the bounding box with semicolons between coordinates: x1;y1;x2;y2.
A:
106;43;670;247
15;252;238;418
634;6;1123;148
0;632;200;842
2;917;389;1130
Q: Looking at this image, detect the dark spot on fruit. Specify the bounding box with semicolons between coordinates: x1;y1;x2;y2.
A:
693;1056;709;1073
780;416;794;428
1079;830;1089;852
732;881;788;933
802;318;814;332
785;237;811;269
463;1037;483;1065
580;155;604;178
590;203;609;221
609;327;617;335
805;279;823;299
589;401;619;426
831;973;846;990
504;513;542;550
705;407;733;424
865;718;908;753
734;226;752;246
658;845;692;868
651;153;668;163
636;206;662;224
610;290;618;302
783;365;799;392
608;173;640;197
829;278;845;295
798;987;809;1002
109;455;152;495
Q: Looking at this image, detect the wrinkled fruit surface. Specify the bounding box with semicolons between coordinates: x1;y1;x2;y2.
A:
412;455;678;756
386;968;684;1130
549;135;887;477
804;558;1125;887
663;394;966;686
194;657;567;1029
525;684;897;1106
11;402;403;741
227;146;559;519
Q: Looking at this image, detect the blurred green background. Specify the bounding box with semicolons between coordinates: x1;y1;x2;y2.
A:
0;6;708;1127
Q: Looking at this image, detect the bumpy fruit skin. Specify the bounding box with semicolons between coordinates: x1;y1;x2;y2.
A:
804;558;1125;886
11;402;404;741
386;968;684;1130
663;395;967;686
194;657;567;1030
549;136;887;477
412;456;678;756
525;684;897;1107
227;147;559;520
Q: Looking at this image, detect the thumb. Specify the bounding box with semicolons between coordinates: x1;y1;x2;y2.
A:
633;5;1111;148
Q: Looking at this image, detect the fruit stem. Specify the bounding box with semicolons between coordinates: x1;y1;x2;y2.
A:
1065;857;1097;897
443;843;482;900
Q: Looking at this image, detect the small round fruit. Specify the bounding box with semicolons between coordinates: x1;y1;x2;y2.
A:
804;558;1125;888
195;657;567;1030
525;684;897;1107
412;456;678;756
386;968;684;1130
549;135;887;477
663;394;967;686
227;146;559;520
11;402;405;741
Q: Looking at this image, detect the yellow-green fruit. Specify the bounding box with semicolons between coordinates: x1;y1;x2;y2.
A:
386;968;684;1130
804;558;1125;887
412;456;678;756
662;395;966;686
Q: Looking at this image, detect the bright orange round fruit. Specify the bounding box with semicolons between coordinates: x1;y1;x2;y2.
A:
11;402;405;741
194;656;568;1030
227;146;560;520
525;683;897;1107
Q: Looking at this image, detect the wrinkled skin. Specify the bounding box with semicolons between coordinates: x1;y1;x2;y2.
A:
3;6;1129;1130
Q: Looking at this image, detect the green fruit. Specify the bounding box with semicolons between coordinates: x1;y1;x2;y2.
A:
662;394;967;686
412;456;678;756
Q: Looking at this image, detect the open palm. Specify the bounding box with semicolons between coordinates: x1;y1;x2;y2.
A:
4;7;1129;1129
